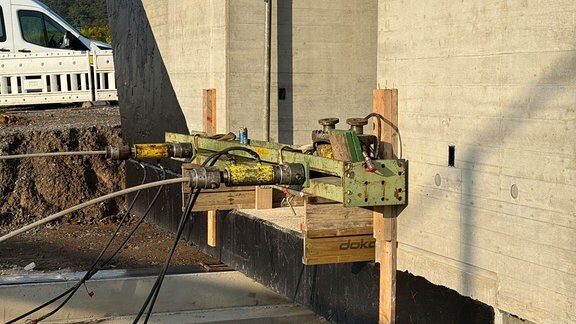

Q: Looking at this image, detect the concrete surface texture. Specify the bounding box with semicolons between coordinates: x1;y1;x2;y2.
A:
227;0;377;143
113;0;376;144
377;1;576;323
0;271;321;323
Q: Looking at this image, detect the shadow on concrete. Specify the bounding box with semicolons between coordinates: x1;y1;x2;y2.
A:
459;51;576;304
277;0;293;144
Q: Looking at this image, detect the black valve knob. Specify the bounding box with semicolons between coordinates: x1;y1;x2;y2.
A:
346;118;368;135
318;118;339;131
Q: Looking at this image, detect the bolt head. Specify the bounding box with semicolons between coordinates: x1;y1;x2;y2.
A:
318;118;339;126
346;118;368;127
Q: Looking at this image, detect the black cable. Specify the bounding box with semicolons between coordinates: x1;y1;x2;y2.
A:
36;164;168;323
8;162;173;324
133;147;261;324
5;160;149;324
365;113;383;158
204;146;262;164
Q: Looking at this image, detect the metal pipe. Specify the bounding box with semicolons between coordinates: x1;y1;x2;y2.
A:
0;177;190;243
0;151;107;160
264;0;272;141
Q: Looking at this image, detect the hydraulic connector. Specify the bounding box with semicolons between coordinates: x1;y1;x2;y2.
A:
106;143;193;160
188;163;306;190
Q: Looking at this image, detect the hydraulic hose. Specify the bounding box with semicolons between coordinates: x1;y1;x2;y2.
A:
0;151;107;160
31;166;169;324
0;177;190;243
134;147;262;323
5;161;150;324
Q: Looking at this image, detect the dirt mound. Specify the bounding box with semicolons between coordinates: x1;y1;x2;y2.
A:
0;107;219;274
0;123;125;230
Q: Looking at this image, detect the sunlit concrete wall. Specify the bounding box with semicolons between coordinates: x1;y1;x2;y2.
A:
227;0;377;144
378;1;576;323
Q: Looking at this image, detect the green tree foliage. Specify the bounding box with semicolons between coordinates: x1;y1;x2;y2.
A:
80;25;111;44
41;0;110;43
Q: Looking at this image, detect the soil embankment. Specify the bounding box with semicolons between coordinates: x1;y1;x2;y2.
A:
0;106;216;274
0;107;124;228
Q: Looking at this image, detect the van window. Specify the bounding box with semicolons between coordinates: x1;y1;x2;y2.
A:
19;10;66;49
0;7;6;42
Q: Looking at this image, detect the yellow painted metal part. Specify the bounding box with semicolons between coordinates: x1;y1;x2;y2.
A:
226;164;275;186
316;144;334;159
133;144;170;159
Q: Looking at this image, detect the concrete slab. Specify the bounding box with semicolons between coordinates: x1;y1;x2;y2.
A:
77;304;325;324
0;271;321;323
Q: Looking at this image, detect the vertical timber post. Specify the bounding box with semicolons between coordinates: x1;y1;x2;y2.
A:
373;89;399;324
203;88;218;247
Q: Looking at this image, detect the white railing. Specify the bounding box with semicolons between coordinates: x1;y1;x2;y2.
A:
93;51;118;102
0;51;117;107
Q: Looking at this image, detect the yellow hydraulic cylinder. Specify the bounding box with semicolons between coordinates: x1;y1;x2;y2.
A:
223;163;305;187
133;144;170;160
106;143;193;160
225;164;275;186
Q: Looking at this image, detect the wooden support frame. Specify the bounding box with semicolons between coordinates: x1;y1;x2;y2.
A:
373;89;399;324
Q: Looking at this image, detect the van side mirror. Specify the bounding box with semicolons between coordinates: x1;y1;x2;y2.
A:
62;31;71;48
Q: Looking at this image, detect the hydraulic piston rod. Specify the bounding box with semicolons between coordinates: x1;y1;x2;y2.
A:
106;143;193;160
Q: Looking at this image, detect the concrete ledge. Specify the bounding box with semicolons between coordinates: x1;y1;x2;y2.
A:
86;304;324;324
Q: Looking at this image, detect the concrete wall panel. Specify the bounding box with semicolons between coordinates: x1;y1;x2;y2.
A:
228;0;377;144
378;1;576;323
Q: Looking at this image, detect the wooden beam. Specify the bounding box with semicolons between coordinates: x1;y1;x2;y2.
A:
373;89;399;324
302;196;375;265
203;88;218;247
302;234;376;265
304;196;373;238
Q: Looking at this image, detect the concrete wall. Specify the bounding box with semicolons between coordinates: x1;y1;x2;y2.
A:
111;0;376;144
108;0;189;145
378;1;576;323
227;0;377;144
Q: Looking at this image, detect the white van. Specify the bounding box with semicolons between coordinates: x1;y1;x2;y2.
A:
0;0;111;53
0;0;116;106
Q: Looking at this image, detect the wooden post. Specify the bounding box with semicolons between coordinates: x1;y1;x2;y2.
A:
373;89;399;324
255;186;273;209
203;89;218;247
202;89;217;134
